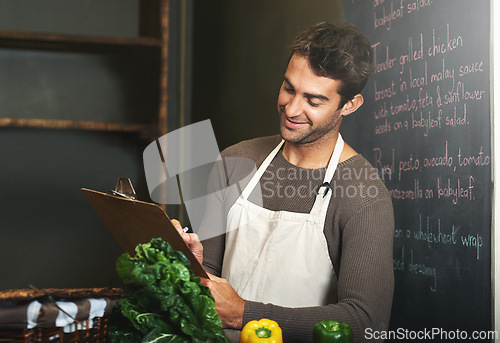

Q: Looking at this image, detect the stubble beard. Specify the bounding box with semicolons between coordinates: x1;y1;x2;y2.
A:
279;107;343;146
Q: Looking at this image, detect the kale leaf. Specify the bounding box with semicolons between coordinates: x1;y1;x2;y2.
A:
108;238;229;343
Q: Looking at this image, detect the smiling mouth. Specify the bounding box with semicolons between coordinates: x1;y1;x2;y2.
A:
283;116;309;129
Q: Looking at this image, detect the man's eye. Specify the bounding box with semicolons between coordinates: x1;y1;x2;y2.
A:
307;99;319;107
284;87;294;94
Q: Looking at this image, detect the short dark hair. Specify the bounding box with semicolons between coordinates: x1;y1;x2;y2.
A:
289;22;373;106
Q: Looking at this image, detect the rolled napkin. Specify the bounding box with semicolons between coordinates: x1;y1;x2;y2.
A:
0;297;116;330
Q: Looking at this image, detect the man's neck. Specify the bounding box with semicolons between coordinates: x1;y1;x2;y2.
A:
282;134;338;169
282;134;358;169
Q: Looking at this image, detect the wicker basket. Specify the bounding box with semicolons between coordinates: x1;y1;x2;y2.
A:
0;287;122;343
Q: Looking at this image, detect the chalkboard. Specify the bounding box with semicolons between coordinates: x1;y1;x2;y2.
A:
342;0;492;340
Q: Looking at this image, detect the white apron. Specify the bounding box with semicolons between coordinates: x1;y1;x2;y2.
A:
221;134;344;307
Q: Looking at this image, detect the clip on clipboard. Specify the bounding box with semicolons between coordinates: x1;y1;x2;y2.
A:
81;178;209;279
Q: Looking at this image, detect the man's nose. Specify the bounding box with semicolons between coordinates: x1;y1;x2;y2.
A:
285;95;303;117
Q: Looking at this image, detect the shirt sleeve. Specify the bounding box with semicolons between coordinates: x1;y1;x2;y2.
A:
242;198;395;343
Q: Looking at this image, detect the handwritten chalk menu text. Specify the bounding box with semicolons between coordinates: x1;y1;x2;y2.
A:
342;0;491;338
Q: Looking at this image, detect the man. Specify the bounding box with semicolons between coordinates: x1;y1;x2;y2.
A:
174;22;394;342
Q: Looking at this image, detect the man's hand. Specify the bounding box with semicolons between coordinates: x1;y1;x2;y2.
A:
171;219;203;265
201;273;245;330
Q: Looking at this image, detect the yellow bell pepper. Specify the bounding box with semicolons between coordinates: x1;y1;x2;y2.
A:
240;318;283;343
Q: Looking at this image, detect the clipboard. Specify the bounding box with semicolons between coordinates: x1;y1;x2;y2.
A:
81;187;209;279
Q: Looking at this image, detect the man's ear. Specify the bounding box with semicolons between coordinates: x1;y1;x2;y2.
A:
340;94;364;117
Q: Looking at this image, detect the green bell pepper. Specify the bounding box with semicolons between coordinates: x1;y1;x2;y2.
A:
312;320;353;343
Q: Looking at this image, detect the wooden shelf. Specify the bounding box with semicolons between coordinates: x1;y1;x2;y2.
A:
0;117;151;135
0;30;162;51
0;0;169;139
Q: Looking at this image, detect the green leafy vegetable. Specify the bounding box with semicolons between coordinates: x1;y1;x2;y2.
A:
108;238;229;343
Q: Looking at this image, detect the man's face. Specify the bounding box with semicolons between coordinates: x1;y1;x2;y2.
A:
277;54;345;146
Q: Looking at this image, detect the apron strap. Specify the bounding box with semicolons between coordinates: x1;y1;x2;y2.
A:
324;133;344;184
311;134;344;216
314;133;344;197
240;140;285;200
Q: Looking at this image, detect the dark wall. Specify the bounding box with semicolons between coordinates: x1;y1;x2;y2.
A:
0;0;157;290
0;0;139;36
191;0;343;151
0;130;147;289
